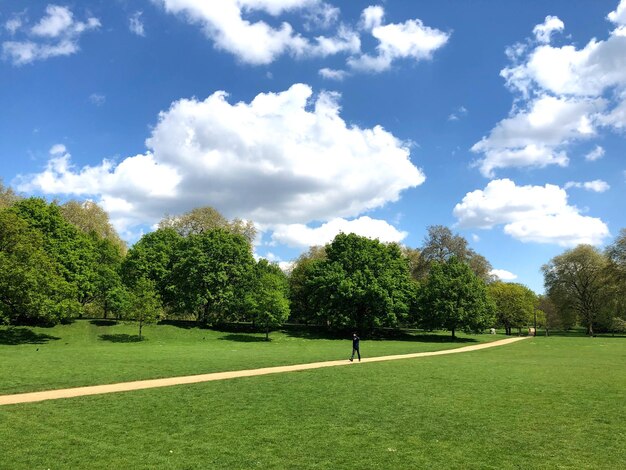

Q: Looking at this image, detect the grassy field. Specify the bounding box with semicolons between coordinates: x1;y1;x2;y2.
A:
1;326;624;469
0;320;498;394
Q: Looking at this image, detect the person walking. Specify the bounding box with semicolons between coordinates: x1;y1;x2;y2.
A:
349;332;361;362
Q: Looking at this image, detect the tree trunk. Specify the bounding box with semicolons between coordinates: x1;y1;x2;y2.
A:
265;320;269;341
139;320;143;340
588;322;594;337
451;327;456;339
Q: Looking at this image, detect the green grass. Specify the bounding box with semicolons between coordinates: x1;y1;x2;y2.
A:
0;320;498;394
1;335;624;469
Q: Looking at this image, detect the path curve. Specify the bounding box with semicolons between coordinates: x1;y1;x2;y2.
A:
0;336;530;406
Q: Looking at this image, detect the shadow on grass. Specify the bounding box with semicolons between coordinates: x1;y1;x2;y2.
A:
99;334;142;343
282;326;477;343
0;328;61;345
90;319;118;327
218;334;269;343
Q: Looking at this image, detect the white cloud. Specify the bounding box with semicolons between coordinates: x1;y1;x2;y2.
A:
2;5;100;65
532;15;564;44
154;0;323;64
453;179;609;246
448;105;468;121
361;5;384;30
349;7;449;72
319;67;348;80
490;269;518;281
271;216;407;248
471;95;603;177
474;4;626;176
585;145;605;161
471;233;480;242
89;93;106;106
129;11;145;37
17;84;424;238
608;0;626;25
564;180;610;192
5;16;23;35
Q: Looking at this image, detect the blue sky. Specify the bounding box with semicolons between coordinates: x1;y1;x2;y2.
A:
1;0;625;293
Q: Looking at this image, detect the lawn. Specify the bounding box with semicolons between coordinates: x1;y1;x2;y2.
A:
0;320;498;394
1;333;624;469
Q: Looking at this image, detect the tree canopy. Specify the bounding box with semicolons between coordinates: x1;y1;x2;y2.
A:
416;257;495;338
488;282;537;335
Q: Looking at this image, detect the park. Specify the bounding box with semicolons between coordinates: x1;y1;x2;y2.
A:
1;192;626;468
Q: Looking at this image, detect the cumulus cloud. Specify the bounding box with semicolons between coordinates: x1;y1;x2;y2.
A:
564;180;610;192
453;179;609;246
532;15;564;44
585;145;605;161
490;269;518;281
17;84;424;244
271;216;407;247
472;2;626;175
154;1;447;73
153;0;343;64
471;95;603;177
319;67;348;80
348;7;449;72
5;15;23;35
608;0;626;25
2;5;100;65
129;11;145;37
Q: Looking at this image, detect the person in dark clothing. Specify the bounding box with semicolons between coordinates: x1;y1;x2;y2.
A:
349;332;361;362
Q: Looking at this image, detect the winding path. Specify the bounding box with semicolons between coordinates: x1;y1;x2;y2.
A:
0;336;530;406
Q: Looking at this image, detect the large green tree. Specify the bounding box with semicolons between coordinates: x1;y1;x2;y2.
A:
246;260;290;340
304;233;417;332
0;210;79;325
122;228;181;308
488;282;537;335
288;246;326;324
542;245;609;336
170;229;255;323
416;257;495;338
9;198;98;312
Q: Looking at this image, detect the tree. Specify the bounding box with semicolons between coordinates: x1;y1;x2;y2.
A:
488;282;537;335
416;257;495;338
542;245;609;336
59;200;127;255
0;180;20;210
10;198;98;312
0;210;79;325
288;246;326;324
418;225;493;281
125;278;163;340
159;206;256;244
246;260;290;340
170;229;255;323
303;233;417;332
537;295;564;335
122;228;181;308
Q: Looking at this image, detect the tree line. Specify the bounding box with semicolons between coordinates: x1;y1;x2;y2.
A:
1;182;625;338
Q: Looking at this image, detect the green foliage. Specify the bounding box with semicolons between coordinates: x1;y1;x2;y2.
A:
10;198;98;311
288;246;326;324
416;257;495;337
170;229;255;323
59;200;127;255
159;206;256;244
0;180;21;210
488;282;537;335
542;244;609;335
124;278;164;339
245;260;290;340
122;228;181;307
0;210;79;325
302;233;417;332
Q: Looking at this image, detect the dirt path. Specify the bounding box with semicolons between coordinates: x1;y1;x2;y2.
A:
0;336;530;406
